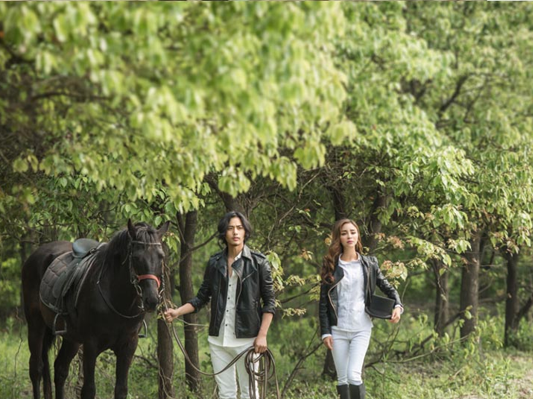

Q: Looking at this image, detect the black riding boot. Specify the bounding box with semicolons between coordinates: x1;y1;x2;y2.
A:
337;384;350;399
349;383;365;399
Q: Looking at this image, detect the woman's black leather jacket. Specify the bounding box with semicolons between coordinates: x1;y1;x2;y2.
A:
319;254;402;336
188;245;276;338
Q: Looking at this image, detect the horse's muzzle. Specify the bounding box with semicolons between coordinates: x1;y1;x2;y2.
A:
140;279;160;312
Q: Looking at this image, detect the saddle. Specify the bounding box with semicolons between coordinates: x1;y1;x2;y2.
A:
39;238;101;335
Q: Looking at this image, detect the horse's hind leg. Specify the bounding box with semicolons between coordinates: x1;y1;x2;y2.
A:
28;325;44;399
54;339;80;399
42;329;55;399
43;328;55;399
28;322;54;399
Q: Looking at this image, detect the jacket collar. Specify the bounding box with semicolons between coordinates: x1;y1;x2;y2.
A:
333;253;369;283
214;244;253;279
241;245;252;261
359;254;371;270
333;256;344;282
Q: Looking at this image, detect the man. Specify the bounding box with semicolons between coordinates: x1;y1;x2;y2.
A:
164;211;276;399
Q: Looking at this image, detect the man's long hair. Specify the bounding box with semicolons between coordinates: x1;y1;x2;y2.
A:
217;211;253;246
320;218;363;283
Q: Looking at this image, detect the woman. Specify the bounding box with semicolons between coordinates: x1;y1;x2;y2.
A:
319;219;403;399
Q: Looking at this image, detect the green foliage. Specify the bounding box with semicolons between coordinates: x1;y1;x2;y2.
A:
1;2;348;221
2;2;533;397
0;257;20;313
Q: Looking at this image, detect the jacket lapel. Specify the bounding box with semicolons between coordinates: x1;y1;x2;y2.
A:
360;255;371;302
232;257;244;280
236;245;256;281
333;256;344;283
214;252;228;280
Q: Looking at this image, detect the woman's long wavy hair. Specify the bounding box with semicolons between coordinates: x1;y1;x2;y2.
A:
320;219;363;283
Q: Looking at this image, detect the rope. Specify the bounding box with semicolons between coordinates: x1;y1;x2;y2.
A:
161;306;280;399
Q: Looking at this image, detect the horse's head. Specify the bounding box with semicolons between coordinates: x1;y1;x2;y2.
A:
127;219;170;312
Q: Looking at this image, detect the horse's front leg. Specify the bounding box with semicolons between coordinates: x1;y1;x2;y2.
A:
54;339;80;399
113;335;139;399
80;343;99;399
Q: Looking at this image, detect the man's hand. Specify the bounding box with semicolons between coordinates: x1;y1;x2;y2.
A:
254;335;268;353
163;308;181;323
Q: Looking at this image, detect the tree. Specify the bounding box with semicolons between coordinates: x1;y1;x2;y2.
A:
403;1;533;340
1;3;356;395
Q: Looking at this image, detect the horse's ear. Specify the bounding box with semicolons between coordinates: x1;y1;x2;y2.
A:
127;219;137;240
157;221;170;238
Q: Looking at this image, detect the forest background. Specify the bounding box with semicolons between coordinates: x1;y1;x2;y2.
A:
1;2;533;398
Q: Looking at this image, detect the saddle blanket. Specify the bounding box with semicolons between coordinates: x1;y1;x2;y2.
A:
39;241;99;316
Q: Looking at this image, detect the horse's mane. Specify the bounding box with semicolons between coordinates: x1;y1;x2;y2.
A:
97;222;159;267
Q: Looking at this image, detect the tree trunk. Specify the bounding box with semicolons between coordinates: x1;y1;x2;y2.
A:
503;249;520;347
364;192;391;254
460;232;481;339
432;259;449;337
330;186;347;221
177;211;201;391
206;174;245;215
158;264;175;399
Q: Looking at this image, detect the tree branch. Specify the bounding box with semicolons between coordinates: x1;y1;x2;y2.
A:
439;74;469;115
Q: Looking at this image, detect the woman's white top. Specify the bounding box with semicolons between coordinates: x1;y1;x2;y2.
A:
321;256;373;340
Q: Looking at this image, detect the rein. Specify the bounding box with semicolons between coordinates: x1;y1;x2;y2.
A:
97;239;163;319
161;304;280;399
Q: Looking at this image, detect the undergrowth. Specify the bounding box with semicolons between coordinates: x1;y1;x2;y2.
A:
2;308;533;399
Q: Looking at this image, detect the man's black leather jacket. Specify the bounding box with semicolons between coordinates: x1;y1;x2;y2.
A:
319;254;402;336
188;245;276;338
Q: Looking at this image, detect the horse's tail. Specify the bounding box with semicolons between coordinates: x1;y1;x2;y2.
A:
42;326;55;396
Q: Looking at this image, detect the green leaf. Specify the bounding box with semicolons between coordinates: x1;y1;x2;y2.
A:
328;120;357;146
13;158;28;173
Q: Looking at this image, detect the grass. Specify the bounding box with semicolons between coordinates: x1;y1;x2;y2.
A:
2;310;533;399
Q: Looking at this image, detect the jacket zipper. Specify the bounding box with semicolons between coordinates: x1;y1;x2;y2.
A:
241;271;254;284
214;269;223;331
234;261;255;337
233;273;243;337
327;276;343;321
235;273;242;305
364;260;371;303
236;261;254;305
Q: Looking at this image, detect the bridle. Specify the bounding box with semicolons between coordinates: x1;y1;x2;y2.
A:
129;240;163;292
97;238;164;319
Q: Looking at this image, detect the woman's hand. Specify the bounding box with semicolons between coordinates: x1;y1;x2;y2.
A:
163;308;181;323
389;307;402;323
323;336;333;351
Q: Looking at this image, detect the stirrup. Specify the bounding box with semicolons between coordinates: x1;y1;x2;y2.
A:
138;319;148;338
53;313;67;336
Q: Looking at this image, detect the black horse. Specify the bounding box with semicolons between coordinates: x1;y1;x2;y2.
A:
22;220;170;399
